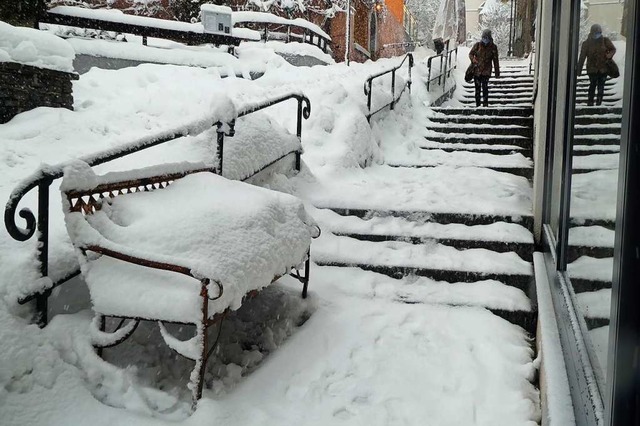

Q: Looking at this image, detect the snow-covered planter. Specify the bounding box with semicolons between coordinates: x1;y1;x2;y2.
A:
0;61;78;124
0;20;77;123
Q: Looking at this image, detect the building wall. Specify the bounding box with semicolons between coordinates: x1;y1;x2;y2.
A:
466;0;485;41
584;0;624;36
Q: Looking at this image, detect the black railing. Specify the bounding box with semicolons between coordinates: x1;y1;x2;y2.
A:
426;46;458;91
364;53;414;122
235;21;331;54
41;9;243;48
4;93;310;327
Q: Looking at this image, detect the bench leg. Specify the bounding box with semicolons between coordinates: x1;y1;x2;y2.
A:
191;285;209;409
302;254;311;299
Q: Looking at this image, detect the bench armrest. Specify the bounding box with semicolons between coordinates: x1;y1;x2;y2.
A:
83;244;224;300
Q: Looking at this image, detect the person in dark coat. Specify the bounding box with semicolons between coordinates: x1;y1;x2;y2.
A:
469;29;500;107
577;23;616;106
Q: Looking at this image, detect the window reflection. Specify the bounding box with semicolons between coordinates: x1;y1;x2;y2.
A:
568;2;625;384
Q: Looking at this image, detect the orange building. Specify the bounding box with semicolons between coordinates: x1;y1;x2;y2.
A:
329;0;417;62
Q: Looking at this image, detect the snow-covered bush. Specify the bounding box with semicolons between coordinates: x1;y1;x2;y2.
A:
478;0;511;57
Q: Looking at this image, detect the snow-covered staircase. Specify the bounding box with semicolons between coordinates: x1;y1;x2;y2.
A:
569;75;622;334
307;64;539;335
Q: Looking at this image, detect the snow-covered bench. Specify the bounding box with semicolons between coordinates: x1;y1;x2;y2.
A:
60;160;319;403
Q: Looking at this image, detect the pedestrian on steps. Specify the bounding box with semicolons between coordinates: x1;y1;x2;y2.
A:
469;29;500;108
577;23;616;106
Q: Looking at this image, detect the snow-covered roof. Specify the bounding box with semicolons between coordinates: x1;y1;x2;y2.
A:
201;4;233;15
0;21;75;73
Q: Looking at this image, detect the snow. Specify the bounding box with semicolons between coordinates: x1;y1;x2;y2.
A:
313;232;533;276
568;226;615;248
0;39;541;425
200;4;233;14
570;169;618;222
314;265;532;311
568;256;614;282
313;207;534;243
576;289;611;319
533;253;576;425
0;21;75;73
67;38;247;72
297;165;533;218
50;6;205;33
232;11;330;40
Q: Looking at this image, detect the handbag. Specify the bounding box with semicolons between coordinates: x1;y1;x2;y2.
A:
464;63;476;83
605;59;620;78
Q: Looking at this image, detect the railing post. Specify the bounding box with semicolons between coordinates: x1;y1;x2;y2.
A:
438;55;444;86
36;178;52;327
408;54;413;93
427;58;432;91
390;69;396;110
287;25;291;43
216;124;225;176
264;24;268;42
367;80;373;113
142;35;147;46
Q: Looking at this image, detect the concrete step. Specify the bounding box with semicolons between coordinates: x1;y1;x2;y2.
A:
420;142;531;157
325;207;534;231
576;106;623;115
573;145;620;156
567;246;613;263
573;135;620;146
585;317;610;330
574;125;621;136
426;124;532;137
458;99;534;107
431;107;533;117
335;231;534;261
571;278;612;293
575;114;622;125
389;163;533;180
427;114;533;127
425;135;532;149
315;260;533;294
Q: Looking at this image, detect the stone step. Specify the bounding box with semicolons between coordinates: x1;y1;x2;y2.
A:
458;99;534;107
420;142;531;157
570;218;615;230
314;260;533;294
567;246;613;263
461;86;535;95
426;124;532;137
585;317;610;330
403;299;538;335
574;125;621;136
334;231;534;261
431;107;533;117
576;106;623;115
571;278;612;293
575;115;622;125
425;135;532;149
325;207;534;231
573;135;620;146
573;145;620;156
315;264;536;334
427;115;533;127
388;163;533;180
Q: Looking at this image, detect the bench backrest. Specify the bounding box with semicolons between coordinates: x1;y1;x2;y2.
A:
64;166;215;216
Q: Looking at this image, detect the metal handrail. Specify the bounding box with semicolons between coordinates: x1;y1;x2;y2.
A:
4;93;311;326
364;53;414;122
426;46;458;91
236;20;332;54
